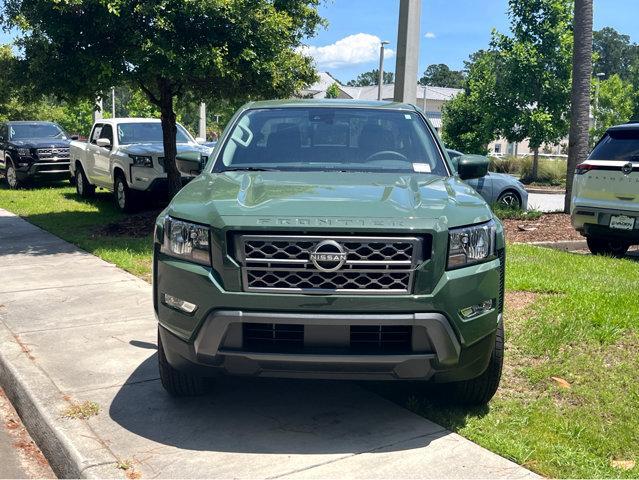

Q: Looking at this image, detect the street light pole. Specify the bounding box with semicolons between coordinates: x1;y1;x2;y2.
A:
111;87;116;118
594;72;605;132
377;41;390;101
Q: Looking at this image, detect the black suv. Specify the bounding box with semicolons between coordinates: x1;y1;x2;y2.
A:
0;121;76;188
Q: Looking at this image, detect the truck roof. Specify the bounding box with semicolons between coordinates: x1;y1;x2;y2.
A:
244;99;419;111
96;118;162;124
6;120;60;124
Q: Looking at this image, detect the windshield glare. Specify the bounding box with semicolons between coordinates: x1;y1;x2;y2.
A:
10;123;66;140
117;122;192;144
214;107;447;175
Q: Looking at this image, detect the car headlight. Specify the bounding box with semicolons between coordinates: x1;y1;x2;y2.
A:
129;154;153;167
17;148;31;156
160;217;210;266
447;220;496;269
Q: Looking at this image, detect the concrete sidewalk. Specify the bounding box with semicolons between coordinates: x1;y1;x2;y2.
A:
0;208;538;479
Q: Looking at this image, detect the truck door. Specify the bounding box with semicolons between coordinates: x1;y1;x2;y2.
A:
84;124;103;184
0;124;7;169
93;124;114;187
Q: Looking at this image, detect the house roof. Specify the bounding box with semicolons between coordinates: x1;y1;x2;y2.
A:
299;72;343;99
340;83;462;102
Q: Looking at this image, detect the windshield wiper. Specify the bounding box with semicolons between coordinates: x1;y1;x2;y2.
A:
224;167;280;172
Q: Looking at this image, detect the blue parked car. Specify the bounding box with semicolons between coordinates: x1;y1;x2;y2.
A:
447;149;528;210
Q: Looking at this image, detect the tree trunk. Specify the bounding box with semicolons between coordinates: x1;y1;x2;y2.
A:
531;147;540;181
158;80;182;199
565;0;593;213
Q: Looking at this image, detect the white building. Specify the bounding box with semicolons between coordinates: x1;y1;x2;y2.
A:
300;72;463;132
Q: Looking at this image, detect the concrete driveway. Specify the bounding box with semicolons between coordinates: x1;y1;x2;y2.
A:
528;192;565;212
0;209;537;479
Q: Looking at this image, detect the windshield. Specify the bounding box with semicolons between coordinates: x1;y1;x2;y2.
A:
9;123;67;140
213;107;448;175
590;129;639;162
117;122;192;144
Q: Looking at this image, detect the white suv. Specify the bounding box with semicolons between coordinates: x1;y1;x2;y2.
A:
571;123;639;257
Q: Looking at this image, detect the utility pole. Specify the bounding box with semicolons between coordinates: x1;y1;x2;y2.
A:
377;41;390;101
593;72;605;132
93;97;103;122
394;0;421;104
111;87;116;118
198;102;206;140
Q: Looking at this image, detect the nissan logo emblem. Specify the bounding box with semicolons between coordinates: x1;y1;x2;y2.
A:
622;162;633;176
309;240;347;272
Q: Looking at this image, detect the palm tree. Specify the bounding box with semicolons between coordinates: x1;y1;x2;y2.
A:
565;0;594;212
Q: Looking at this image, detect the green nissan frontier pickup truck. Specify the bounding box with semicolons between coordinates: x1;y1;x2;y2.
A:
153;100;505;405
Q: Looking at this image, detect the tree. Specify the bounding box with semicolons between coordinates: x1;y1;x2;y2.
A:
441;52;499;154
325;82;341;99
591;74;635;141
3;0;324;197
593;27;638;80
491;0;573;180
565;0;593;212
347;69;394;87
418;64;465;88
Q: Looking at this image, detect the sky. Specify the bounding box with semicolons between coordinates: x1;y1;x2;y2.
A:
303;0;639;84
1;0;638;85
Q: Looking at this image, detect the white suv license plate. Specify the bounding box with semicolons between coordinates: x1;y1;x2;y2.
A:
610;215;636;231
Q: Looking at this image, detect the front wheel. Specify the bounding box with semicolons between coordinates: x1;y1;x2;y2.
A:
587;236;630;258
114;174;138;213
5;162;22;189
496;190;522;209
443;321;504;406
158;329;207;397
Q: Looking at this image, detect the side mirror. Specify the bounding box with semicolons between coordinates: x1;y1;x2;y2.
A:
195;137;206;145
457;155;489;180
96;138;111;148
70;135;79;141
176;151;203;176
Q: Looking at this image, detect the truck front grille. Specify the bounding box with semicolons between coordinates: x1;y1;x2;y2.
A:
36;147;70;161
236;235;425;294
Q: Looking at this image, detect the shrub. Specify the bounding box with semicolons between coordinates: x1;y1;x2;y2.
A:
489;155;522;175
519;157;566;186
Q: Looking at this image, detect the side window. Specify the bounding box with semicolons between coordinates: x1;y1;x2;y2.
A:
0;124;7;142
99;125;114;144
90;124;103;144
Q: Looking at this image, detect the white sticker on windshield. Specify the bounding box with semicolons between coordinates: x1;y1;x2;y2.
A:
413;163;431;173
404;114;412;120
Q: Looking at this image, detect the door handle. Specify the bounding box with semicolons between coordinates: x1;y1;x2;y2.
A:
616;195;636;201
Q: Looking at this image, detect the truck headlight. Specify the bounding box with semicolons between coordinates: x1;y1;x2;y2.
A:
129;154;153;167
447;220;496;269
17;148;31;157
160;217;211;266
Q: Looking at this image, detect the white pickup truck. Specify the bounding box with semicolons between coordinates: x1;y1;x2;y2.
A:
70;118;212;211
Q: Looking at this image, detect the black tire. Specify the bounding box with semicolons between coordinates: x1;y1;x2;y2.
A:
75;164;96;198
587;236;630;258
444;321;504;406
158;329;207;397
496;190;522;209
114;172;137;213
5;160;22;189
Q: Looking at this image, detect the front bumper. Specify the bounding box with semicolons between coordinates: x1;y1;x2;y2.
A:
16;159;71;180
154;247;504;382
572;206;639;243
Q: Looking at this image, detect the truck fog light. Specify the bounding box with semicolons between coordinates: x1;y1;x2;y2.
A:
460;299;495;319
163;293;198;314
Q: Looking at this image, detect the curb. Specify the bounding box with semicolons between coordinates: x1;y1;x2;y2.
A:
515;240;587;251
0;324;120;479
525;188;566;194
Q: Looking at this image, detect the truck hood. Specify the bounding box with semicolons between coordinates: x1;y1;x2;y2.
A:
11;138;70;148
120;143;209;156
168;171;494;230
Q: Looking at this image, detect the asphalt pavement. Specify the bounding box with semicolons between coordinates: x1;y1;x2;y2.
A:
528;192;566;212
0;208;538;479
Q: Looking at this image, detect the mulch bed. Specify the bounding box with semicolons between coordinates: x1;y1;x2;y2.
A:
502;213;584;244
93;209;161;238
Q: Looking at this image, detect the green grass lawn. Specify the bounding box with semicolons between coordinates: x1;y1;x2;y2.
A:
1;182;638;478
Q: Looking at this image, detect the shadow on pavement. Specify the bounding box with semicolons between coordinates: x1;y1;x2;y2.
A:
108;354;450;455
